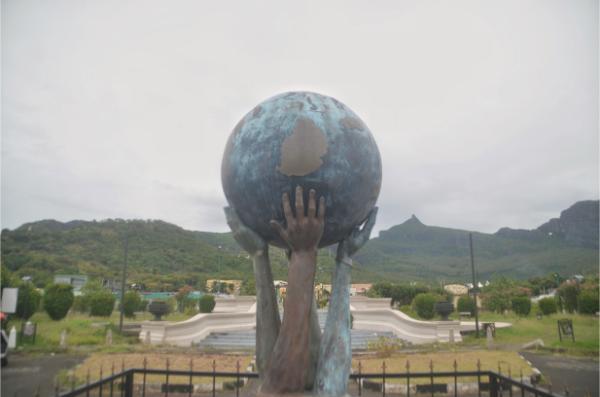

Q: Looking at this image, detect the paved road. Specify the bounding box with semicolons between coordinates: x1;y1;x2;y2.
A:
1;353;85;397
521;352;599;397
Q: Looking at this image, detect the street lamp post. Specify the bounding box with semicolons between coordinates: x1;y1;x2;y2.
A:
119;234;129;333
469;233;480;338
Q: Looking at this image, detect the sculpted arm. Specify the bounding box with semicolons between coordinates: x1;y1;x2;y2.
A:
314;207;378;397
225;207;280;375
260;187;325;395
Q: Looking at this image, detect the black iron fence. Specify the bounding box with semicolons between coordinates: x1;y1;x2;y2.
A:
51;361;566;397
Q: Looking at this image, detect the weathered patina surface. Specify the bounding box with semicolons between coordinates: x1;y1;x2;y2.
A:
225;207;280;376
314;208;378;397
221;92;381;248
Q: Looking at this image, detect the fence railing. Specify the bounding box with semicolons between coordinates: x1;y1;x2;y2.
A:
53;362;566;397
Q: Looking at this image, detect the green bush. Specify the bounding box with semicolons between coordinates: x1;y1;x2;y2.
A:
240;278;256;296
578;290;599;314
483;291;512;313
122;291;142;318
537;297;557;315
72;296;89;313
538;298;557;316
16;282;42;320
411;293;437;319
511;296;531;316
199;294;216;313
88;289;116;317
558;284;579;313
43;284;74;320
457;296;475;315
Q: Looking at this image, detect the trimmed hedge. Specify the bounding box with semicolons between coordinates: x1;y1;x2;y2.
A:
44;284;74;320
122;291;142;318
199;294;216;313
457;296;475;315
537;297;557;315
411;293;437;320
511;296;531;316
16;282;42;320
578;290;599;314
558;284;579;313
88;289;116;317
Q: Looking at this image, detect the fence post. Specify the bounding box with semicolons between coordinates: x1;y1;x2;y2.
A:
86;369;91;397
382;361;386;397
99;365;103;397
453;359;458;397
165;358;170;397
188;358;193;397
110;362;115;397
508;367;513;397
430;360;434;397
236;360;240;397
477;359;482;397
489;373;499;397
123;370;134;397
358;361;362;397
212;359;216;397
142;357;147;397
121;359;125;397
520;369;525;397
406;360;411;397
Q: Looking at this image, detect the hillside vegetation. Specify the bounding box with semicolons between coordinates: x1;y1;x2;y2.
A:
1;201;597;287
356;201;598;282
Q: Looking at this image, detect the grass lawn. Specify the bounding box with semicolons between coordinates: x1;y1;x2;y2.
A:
353;351;533;384
68;352;252;385
460;312;599;355
9;310;192;352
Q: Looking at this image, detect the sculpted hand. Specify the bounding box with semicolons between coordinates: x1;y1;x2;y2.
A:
337;207;378;261
270;186;326;253
225;206;267;256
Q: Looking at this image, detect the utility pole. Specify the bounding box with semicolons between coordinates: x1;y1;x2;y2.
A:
119;233;129;333
469;233;480;338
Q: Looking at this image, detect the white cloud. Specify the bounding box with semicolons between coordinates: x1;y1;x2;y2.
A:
2;0;598;235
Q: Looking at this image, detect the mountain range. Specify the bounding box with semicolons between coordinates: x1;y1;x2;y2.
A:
1;200;597;287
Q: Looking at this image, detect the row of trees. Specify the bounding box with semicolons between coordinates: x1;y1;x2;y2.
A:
368;274;599;320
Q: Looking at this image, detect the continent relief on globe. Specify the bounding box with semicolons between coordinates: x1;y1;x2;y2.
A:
221;92;382;248
277;117;328;177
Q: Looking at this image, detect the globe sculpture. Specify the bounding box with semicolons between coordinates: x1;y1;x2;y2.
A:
222;91;382;248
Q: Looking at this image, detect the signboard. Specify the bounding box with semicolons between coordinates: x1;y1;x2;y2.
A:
1;288;18;313
557;319;575;342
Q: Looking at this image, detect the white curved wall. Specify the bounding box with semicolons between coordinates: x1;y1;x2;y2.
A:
351;308;462;344
141;296;465;346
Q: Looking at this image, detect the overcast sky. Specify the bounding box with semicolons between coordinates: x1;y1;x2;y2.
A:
2;0;598;236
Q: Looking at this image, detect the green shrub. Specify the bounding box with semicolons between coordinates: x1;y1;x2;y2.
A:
411;293;437;319
537;297;557;315
558;284;579;313
16;282;42;320
72;296;89;313
511;296;531;316
483;291;512;313
122;291;142;318
137;298;148;312
578;290;599;314
88;289;116;317
457;296;475;315
43;284;74;320
199;294;216;313
240;278;256;296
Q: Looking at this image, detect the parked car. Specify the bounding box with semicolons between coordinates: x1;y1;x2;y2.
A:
1;312;8;366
